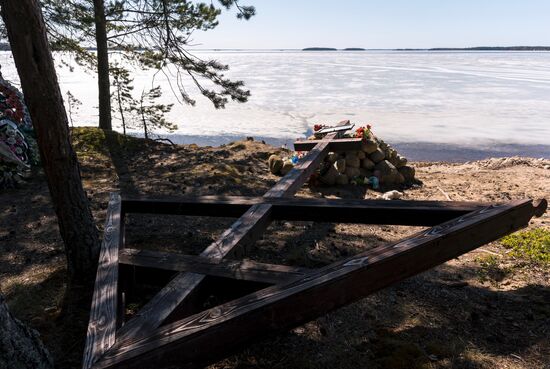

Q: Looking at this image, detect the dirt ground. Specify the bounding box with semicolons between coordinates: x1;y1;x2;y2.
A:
0;128;548;369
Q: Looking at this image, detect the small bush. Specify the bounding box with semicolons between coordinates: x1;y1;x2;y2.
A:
500;228;550;265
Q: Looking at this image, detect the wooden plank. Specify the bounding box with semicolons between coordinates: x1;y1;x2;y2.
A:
293;138;363;152
82;193;121;369
94;199;546;369
121;196;252;218
270;198;486;225
119;248;310;284
316;121;354;134
114;203;273;344
121;195;488;226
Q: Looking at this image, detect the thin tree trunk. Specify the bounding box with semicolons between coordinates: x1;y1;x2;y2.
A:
116;82;126;135
93;0;112;130
1;0;101;286
140;93;148;139
0;294;54;369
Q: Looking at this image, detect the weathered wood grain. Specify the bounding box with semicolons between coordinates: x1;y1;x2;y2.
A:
114;203;273;344
122;195;488;226
114;126;350;345
119;248;310;284
94;199;546;369
82;193;121;369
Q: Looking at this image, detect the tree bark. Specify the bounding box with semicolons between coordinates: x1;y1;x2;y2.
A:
1;0;101;285
0;294;54;369
93;0;112;130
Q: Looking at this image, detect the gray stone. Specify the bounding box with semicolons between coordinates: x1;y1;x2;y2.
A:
345;167;360;178
375;160;396;176
398;165;416;182
345;153;360;168
361;139;378;154
320;165;339;185
361;158;375;170
395;155;408;168
357;150;366;160
375;160;403;184
280;161;294;175
335;174;349;185
268;154;283;174
369;148;385;163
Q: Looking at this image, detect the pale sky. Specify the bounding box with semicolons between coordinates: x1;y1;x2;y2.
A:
192;0;550;49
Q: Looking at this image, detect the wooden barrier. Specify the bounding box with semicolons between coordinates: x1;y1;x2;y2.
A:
83;122;547;369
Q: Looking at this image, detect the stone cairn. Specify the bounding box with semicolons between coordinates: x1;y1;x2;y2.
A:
268;124;418;190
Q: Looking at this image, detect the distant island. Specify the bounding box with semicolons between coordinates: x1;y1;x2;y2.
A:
302;47;337;51
302;47;366;51
396;46;550;51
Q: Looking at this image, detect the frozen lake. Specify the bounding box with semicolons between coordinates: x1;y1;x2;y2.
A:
1;50;549;159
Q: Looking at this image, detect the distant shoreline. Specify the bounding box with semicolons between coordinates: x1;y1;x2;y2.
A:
398;46;550;51
301;46;550;52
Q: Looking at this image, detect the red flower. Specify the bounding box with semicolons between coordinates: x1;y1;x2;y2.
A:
367;124;372;130
314;124;322;131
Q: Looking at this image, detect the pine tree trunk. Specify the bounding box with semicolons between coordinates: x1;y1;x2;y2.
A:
93;0;112;130
0;294;54;369
1;0;101;285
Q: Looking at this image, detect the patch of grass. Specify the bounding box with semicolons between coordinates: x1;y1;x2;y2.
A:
70;127;146;160
500;228;550;265
475;255;512;283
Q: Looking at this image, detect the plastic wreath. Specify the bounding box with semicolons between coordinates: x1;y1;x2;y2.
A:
0;77;38;189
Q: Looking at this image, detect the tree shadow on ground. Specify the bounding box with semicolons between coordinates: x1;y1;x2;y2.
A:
209;258;549;369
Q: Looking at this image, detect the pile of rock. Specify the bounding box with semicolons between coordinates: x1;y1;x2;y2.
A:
267;131;418;190
318;135;417;188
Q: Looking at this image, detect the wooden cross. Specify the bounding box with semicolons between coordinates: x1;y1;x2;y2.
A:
82;121;547;369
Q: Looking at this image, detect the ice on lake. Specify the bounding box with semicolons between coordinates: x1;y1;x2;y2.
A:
1;50;549;157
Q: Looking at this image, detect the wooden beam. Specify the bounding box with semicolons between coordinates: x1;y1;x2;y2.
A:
293;138;363;152
119;248;310;285
114;203;273;344
270;198;486;225
121;195;252;218
316;121;354;134
94;199;546;369
114;129;346;346
82;193;121;369
121;196;489;226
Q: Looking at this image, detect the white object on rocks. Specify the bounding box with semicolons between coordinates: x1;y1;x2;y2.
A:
335;158;346;173
379;190;404;200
